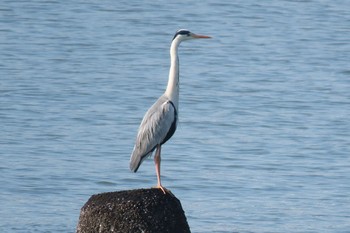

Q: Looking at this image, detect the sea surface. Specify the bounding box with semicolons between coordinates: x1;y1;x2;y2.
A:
1;0;350;232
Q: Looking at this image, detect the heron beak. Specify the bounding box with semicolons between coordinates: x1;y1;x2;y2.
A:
192;33;212;39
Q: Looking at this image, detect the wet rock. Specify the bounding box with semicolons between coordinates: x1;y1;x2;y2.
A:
76;188;191;233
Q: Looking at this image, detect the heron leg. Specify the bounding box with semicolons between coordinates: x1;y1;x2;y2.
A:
154;145;166;194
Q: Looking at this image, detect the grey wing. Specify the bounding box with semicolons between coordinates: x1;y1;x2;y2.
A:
130;97;177;172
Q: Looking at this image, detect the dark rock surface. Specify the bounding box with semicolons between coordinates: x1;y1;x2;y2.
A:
76;188;191;233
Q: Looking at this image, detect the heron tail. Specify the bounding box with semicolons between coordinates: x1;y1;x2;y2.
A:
129;154;140;173
129;148;151;172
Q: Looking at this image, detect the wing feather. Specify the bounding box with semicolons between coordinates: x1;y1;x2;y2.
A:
129;96;177;172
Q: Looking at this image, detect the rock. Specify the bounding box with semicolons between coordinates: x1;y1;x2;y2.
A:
76;188;191;233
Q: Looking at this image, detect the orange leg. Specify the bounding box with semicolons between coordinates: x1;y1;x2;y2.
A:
154;145;166;194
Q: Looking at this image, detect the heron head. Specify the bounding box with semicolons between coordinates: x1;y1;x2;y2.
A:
172;29;211;42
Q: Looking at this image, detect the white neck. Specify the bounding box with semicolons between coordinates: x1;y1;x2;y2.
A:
164;38;180;109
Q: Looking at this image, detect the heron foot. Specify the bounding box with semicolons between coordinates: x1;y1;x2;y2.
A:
153;185;173;196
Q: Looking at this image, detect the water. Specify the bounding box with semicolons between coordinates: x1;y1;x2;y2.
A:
1;0;350;232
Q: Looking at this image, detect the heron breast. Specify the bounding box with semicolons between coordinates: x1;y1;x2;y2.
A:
161;100;177;145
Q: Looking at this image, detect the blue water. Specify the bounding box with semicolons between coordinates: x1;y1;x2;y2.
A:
1;1;350;232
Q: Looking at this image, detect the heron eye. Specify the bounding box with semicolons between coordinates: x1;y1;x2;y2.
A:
172;30;190;40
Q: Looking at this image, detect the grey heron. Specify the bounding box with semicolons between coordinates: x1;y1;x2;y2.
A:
129;29;211;193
